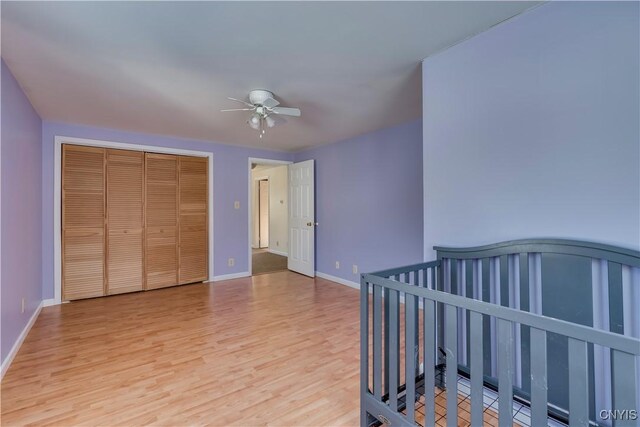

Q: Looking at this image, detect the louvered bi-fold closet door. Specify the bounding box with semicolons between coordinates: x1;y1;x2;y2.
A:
62;145;105;300
178;156;208;284
145;153;179;289
106;149;144;294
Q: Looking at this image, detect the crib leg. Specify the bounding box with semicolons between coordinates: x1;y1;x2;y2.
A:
360;409;377;427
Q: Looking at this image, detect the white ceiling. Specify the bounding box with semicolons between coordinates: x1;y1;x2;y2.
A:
1;1;540;152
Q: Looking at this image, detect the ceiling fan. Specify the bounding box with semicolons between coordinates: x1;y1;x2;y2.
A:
221;89;301;139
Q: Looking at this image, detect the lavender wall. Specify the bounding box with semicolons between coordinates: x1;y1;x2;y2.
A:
295;120;423;283
41;122;293;299
1;60;43;364
423;2;640;258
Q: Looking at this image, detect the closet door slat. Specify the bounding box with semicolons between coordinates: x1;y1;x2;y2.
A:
178;156;208;284
62;145;105;300
106;149;144;295
145;153;179;289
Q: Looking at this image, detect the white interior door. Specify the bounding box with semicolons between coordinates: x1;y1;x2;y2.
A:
288;160;315;277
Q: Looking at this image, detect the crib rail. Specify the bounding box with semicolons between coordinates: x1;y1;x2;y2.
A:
360;260;640;427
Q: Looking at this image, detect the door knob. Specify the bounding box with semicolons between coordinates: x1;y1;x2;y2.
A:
306;222;318;226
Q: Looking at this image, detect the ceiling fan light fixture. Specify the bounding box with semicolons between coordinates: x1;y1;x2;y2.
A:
222;90;301;139
265;116;275;128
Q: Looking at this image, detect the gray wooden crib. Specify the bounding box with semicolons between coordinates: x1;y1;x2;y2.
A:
360;239;640;427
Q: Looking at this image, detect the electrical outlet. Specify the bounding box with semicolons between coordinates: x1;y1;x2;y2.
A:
228;258;235;267
335;261;340;269
352;265;358;274
234;201;240;209
21;297;25;314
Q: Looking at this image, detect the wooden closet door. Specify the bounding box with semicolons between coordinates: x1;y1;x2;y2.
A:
106;149;144;294
178;156;208;284
145;153;178;289
62;145;105;300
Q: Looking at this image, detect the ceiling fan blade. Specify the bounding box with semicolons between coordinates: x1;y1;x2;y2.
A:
221;108;254;112
270;115;287;126
262;97;280;108
228;97;255;108
271;107;301;117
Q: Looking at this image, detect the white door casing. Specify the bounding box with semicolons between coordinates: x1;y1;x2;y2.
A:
259;179;269;248
247;158;291;277
288;160;315;277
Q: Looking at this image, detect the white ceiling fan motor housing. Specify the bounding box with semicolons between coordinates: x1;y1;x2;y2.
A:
249;89;274;106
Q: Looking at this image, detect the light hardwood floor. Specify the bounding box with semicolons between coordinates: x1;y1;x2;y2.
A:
1;272;361;426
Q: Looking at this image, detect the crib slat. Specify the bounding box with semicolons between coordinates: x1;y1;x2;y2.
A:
470;311;484;427
530;327;548;427
472;259;481;300
497;318;513;427
431;266;436;290
360;279;369;426
424;298;436;427
437;263;445;369
508;255;522;388
608;262;624;335
465;259;474;298
612;349;638;427
568;338;589;426
528;253;542;314
591;259;613;420
451;258;458;294
373;285;382;399
405;293;416;423
489;257;500;377
458;260;467;365
388;289;399;411
384;287;390;395
519;253;529;310
445;304;458;426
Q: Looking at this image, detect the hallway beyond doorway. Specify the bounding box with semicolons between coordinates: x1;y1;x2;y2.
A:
251;248;287;275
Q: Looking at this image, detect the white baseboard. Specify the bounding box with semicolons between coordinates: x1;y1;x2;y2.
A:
267;248;288;257
1;301;43;380
42;299;58;307
315;271;360;290
212;272;250;282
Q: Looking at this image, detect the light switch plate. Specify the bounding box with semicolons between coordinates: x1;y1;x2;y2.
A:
234;201;240;209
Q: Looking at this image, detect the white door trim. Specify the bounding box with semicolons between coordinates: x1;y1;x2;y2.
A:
247;158;292;276
254;176;269;249
53;135;214;305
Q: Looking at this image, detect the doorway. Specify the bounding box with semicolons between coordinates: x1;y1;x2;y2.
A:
249;160;290;275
